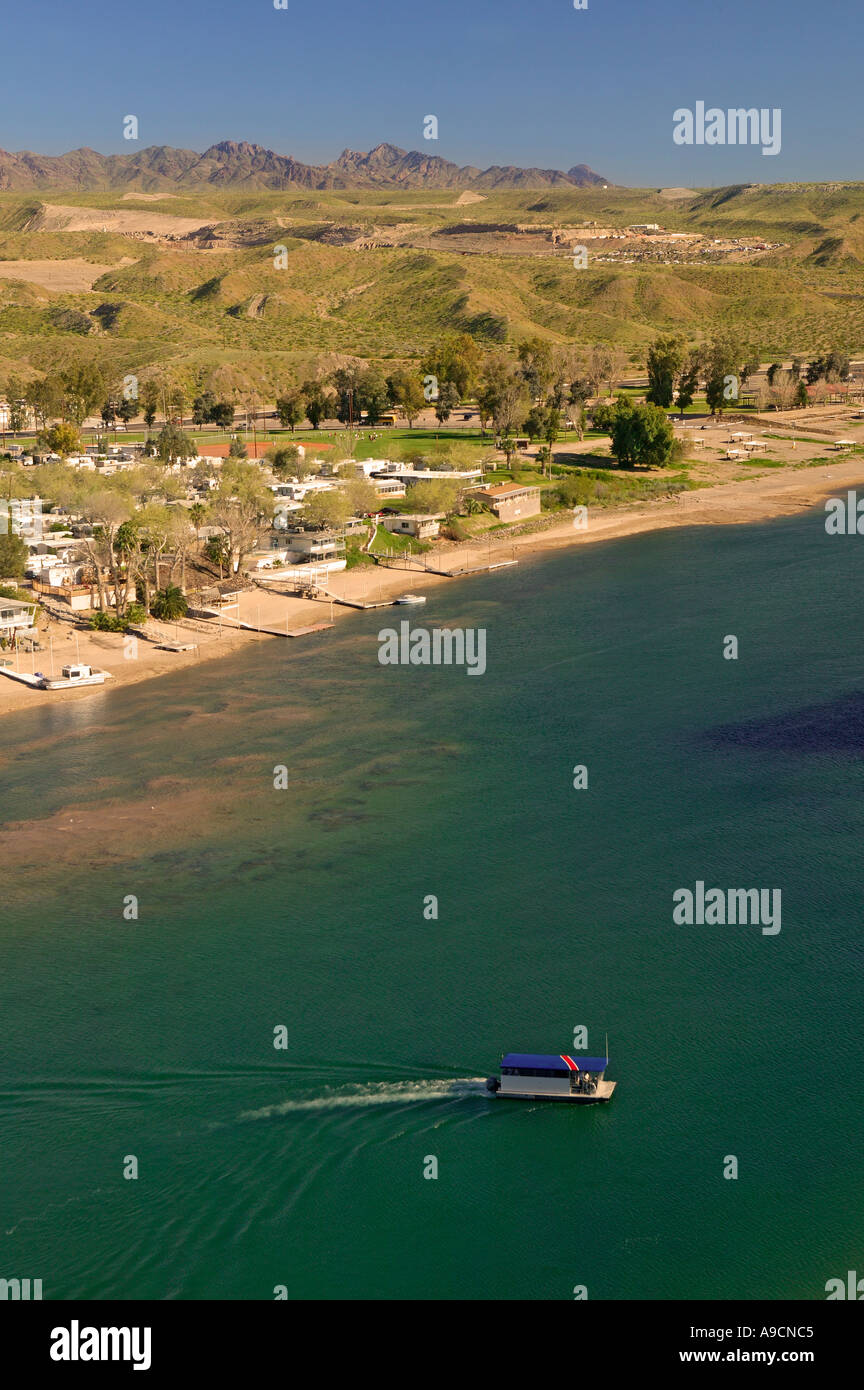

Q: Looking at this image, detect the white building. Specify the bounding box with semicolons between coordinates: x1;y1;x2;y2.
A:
0;597;37;636
380;514;443;541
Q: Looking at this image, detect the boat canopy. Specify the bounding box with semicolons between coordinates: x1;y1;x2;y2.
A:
502;1054;608;1072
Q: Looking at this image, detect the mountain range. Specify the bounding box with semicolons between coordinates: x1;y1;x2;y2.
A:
0;140;610;192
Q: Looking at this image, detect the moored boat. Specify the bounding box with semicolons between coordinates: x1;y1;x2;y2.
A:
486;1052;616;1103
38;663;110;690
394;593;427;605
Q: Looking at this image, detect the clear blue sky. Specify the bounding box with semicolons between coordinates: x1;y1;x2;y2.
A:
2;0;861;186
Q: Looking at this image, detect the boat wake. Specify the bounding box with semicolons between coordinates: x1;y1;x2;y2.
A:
239;1078;488;1121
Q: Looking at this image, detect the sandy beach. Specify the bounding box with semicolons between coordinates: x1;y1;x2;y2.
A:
2;452;863;719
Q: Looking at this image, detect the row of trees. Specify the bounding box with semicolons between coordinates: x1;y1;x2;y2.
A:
6;332;857;467
646;336;855;416
3;366;184;434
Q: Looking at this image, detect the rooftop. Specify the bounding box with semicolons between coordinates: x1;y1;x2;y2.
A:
479;483;540;498
502;1053;609;1072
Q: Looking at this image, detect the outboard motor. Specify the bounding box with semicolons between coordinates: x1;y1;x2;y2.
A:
485;1076;500;1093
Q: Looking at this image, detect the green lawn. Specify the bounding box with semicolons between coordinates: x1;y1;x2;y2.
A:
368;523;426;556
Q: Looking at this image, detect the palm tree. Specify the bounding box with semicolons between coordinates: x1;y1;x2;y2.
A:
151;584;187;622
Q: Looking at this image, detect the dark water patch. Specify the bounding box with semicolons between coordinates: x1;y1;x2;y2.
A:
707;690;864;754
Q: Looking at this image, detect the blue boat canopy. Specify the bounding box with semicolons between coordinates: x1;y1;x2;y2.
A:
502;1054;608;1072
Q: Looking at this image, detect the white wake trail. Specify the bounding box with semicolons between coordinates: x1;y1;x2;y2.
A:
239;1078;488;1120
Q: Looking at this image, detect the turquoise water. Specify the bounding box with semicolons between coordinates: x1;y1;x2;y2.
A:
2;508;863;1300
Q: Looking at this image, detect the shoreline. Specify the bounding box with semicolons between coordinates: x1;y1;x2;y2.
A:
2;454;861;720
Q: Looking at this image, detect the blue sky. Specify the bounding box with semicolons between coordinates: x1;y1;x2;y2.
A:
2;0;861;186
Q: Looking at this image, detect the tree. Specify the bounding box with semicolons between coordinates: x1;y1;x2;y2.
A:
26;375;64;430
331;365;364;428
494;381;529;441
3;375;30;434
139;380;160;429
302;489;351;530
209;401;235;431
207;460;274;572
675;349;702;416
704;335;742;416
151;584;188;621
117;395;137;426
60;363;104;427
408;479;461;515
602;396;676;469
0;532;28;578
477;352;529;441
524;406;547;443
646;337;684;409
168;384;187;424
568;378;592;412
807;351;851;385
517;337;556;403
100;398;118;429
434;379;460;430
769;370;797;411
267;445;301;476
795;379;809;408
192;392;216;426
80;489;134;615
227;434;247;460
38;422;81;457
156;423;197;467
275;391;304;432
358;367;390;425
421;333;484;399
604;346;629;397
740;354;761;385
342;476;379;517
585;346;611;398
543;407;561;475
204;535;231;570
302;381;331;430
388;369;426;428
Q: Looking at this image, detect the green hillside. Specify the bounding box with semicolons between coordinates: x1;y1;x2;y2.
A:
3;181;864;391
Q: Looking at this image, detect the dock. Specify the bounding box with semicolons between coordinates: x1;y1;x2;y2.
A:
286;622;335;638
0;668;43;688
378;557;518;578
255;578;393;610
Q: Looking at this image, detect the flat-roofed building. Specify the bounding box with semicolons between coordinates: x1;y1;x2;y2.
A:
475;482;541;522
380;514;443;541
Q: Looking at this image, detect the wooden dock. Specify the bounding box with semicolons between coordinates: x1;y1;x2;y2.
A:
378;557;518;578
286;622;335;638
255;578;393;610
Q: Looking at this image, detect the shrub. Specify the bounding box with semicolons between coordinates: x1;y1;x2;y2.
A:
89;610;126;632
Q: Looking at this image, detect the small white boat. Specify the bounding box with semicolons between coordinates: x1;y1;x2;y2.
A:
39;663;109;690
395;593;427;605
